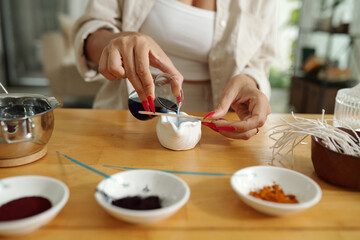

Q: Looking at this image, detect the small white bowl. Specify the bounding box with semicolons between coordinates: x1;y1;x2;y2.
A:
0;175;69;236
230;166;322;217
95;170;190;224
156;112;201;151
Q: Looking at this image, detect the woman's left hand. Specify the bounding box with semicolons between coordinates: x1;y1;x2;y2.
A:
203;74;271;140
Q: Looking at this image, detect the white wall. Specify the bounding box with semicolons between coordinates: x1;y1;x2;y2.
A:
272;0;301;71
350;0;360;80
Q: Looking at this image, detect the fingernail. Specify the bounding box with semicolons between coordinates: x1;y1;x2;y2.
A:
141;101;151;117
147;96;155;113
217;126;236;131
211;127;220;132
201;122;219;132
176;91;182;105
203;111;215;120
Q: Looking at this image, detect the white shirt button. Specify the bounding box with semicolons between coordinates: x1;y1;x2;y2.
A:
220;20;226;28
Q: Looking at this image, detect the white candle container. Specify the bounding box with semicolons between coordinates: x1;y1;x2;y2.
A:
156;112;201;151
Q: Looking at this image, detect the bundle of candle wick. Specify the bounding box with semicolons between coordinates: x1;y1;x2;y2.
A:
268;111;360;162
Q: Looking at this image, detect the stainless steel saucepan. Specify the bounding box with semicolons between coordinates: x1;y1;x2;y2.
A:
0;93;60;159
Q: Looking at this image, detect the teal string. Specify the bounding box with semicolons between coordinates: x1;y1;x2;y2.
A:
57;151;111;179
0;138;3;143
103;165;234;176
56;151;255;178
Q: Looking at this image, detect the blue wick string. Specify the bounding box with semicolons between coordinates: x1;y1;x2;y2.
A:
177;109;180;128
57;151;111;179
57;151;255;178
103;165;235;176
57;151;130;187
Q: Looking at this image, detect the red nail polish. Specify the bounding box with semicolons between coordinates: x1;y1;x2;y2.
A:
217;126;236;131
147;96;155;113
211;126;220;132
141;101;151;117
203;111;215;120
176;90;183;105
201;122;213;127
201;122;219;132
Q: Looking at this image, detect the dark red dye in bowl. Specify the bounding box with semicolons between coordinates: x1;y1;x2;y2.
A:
112;196;161;210
0;196;52;221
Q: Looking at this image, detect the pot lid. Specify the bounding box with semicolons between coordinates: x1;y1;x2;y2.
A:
0;93;60;120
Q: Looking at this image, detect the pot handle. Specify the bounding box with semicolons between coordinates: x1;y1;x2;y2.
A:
1;118;35;143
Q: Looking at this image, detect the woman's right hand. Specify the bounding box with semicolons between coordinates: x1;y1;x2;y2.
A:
85;30;183;112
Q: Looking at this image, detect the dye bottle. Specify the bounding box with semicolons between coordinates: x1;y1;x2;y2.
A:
128;73;183;120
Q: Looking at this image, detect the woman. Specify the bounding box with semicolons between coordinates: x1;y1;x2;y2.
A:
73;0;276;139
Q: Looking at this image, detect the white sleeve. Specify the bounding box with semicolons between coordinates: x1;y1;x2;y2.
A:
72;0;123;82
237;2;277;100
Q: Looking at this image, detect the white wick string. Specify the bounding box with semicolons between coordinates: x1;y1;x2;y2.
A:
268;111;360;163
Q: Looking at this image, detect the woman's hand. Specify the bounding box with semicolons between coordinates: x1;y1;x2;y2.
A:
203;74;271;139
85;30;183;112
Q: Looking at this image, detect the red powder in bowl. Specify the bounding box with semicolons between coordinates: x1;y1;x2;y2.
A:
0;196;52;221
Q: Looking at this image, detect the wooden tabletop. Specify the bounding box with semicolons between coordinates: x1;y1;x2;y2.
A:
1;109;359;240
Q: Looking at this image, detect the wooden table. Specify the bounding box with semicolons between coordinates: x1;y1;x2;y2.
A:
1;109;359;240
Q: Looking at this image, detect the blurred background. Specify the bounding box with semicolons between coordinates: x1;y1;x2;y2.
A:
0;0;359;113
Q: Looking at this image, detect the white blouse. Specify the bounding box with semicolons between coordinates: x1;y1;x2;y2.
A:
140;0;215;81
73;0;276;109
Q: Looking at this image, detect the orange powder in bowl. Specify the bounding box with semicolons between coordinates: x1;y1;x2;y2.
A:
249;183;298;204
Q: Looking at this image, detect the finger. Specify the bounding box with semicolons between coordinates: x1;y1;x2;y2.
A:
107;44;126;78
149;48;183;97
134;44;154;99
218;128;258;140
121;46;147;102
215;109;268;132
211;117;253;134
214;93;270;131
201;122;219;132
98;47;117;81
245;94;270;128
213;116;260;133
209;86;239;119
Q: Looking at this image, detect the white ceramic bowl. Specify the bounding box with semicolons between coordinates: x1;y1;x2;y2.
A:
156;112;201;151
230;166;322;217
0;175;69;236
95;170;190;224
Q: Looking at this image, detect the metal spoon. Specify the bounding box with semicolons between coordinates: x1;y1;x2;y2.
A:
95;188;114;203
0;82;8;94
